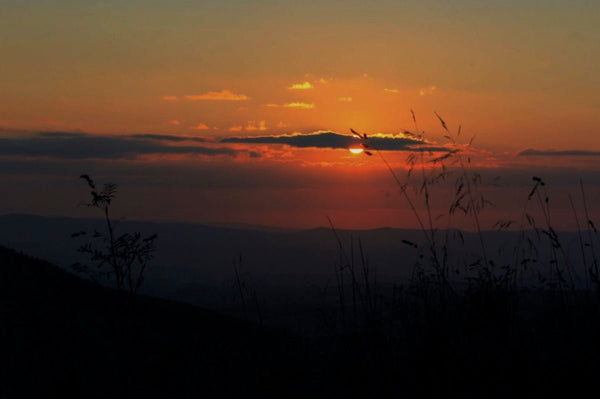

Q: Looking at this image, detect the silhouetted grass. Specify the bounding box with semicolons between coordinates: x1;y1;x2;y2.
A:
314;112;600;395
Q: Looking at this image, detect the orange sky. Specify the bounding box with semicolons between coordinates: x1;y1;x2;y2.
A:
2;1;599;150
1;1;600;229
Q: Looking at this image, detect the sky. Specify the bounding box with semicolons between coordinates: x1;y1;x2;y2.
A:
1;0;600;229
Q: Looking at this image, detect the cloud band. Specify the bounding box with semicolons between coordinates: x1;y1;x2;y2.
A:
221;131;445;152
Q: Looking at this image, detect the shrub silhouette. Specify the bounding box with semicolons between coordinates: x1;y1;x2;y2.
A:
72;174;157;295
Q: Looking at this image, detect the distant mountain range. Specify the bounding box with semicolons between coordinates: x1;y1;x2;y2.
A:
0;213;590;318
0;214;417;307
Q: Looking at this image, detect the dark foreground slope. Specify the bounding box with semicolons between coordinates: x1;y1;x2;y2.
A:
3;244;600;398
0;245;308;398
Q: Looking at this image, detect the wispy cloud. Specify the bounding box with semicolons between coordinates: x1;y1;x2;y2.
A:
288;81;313;90
185;90;249;101
338;97;352;102
265;103;279;108
168;120;181;126
190;122;210;130
162;95;178;101
519;149;600;157
37;131;85;138
129;134;207;143
245;120;267;131
0;131;257;160
228;126;243;132
383;88;399;94
221;131;445;152
419;85;437;96
283;102;315;109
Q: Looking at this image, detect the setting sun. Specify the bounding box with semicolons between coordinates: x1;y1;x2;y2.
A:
349;147;364;154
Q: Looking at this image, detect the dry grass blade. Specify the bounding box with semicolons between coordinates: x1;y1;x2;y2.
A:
430;149;459;163
434;111;449;133
402;239;418;248
350;128;367;139
80;174;95;189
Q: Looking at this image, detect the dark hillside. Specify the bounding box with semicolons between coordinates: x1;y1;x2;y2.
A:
0;245;306;398
3;243;600;397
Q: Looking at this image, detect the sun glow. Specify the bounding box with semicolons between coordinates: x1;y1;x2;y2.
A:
349;147;364;154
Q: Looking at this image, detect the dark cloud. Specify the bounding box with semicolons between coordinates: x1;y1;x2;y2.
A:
519;149;600;157
0;132;256;160
128;134;207;143
221;131;446;152
39;131;86;138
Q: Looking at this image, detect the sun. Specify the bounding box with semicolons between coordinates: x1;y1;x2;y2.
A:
349;147;364;154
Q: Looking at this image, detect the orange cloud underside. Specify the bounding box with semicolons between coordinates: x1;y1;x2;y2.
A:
185;90;249;101
283;102;315;109
288;81;314;90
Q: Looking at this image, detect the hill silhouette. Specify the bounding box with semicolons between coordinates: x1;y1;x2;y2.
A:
0;244;307;397
3;239;600;397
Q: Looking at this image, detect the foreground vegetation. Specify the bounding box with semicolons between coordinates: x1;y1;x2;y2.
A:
3;241;600;397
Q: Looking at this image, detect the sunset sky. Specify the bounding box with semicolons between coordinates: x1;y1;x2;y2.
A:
1;0;600;229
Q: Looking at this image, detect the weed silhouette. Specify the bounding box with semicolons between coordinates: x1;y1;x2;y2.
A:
71;174;157;296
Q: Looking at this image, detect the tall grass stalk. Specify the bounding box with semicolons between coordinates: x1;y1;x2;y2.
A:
327;216;381;331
